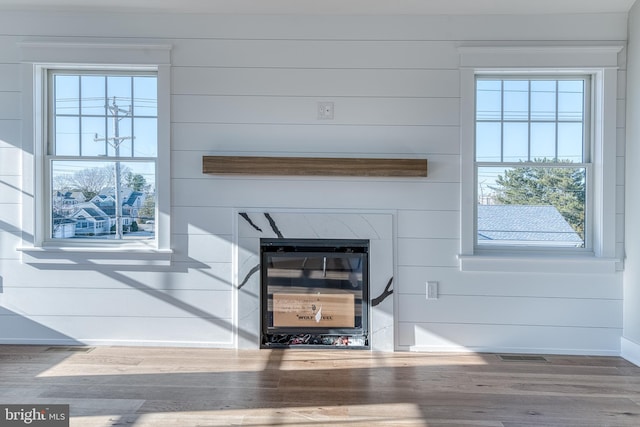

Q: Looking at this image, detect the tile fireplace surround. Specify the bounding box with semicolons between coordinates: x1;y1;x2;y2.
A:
236;211;394;351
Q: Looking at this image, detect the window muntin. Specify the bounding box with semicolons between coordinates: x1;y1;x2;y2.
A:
47;71;157;242
475;77;590;249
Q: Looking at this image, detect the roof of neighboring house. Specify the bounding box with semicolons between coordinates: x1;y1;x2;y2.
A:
75;209;109;221
63;192;74;200
54;191;86;201
99;187;133;199
477;205;582;244
124;191;144;206
71;203;110;222
52;212;76;224
92;192;142;206
99;206;116;216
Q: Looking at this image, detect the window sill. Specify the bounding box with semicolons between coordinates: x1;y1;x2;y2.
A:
458;252;619;274
17;246;173;266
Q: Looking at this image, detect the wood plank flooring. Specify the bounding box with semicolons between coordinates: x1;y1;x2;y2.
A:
0;345;639;426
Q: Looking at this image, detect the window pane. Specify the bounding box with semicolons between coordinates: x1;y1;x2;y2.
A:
558;80;584;121
558;122;583;162
51;160;156;240
530;80;556;121
477;166;585;247
107;76;132;108
476;80;502;121
134;76;157;117
106;117;133;157
55;75;79;116
81;117;107;156
503;122;529;162
476;122;501;162
477;166;504;205
503;80;529;121
530;122;556;160
81;75;106;116
133;118;158;157
55;116;79;156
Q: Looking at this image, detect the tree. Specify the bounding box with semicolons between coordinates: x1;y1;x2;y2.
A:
138;194;155;220
52;165;113;200
125;172;147;192
52;173;76;193
490;159;585;238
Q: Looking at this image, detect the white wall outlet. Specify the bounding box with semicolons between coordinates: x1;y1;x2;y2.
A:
426;281;439;300
317;101;334;120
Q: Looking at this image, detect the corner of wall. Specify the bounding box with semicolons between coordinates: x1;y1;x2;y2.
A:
623;0;640;355
622;337;640;367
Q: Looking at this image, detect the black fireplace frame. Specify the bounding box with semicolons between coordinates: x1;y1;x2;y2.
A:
260;238;370;348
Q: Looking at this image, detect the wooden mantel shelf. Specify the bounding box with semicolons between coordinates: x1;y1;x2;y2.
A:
202;156;427;177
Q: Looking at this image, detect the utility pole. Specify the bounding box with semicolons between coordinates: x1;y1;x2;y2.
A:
95;96;133;240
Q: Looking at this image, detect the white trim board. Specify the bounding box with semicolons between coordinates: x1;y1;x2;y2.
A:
622;337;640;367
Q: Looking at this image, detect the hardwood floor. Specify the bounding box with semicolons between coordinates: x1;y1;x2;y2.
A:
1;345;639;426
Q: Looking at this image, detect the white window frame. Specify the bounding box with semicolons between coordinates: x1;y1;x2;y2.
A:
19;41;172;258
458;45;622;273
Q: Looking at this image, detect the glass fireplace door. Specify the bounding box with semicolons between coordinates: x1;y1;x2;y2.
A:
260;239;369;347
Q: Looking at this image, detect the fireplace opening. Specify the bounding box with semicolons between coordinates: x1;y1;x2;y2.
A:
260;238;369;348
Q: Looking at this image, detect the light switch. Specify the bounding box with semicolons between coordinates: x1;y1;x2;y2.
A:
426;281;438;300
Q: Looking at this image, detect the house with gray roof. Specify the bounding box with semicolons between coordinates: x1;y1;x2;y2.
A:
477;205;583;247
52;213;76;238
90;188;146;230
70;203;112;236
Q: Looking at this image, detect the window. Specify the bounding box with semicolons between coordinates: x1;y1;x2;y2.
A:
48;71;157;242
458;45;622;272
475;77;590;249
19;41;171;253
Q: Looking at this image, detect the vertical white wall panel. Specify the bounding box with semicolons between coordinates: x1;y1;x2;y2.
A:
623;0;640;365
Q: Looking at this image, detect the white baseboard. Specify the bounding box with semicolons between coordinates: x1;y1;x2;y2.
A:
404;345;620;357
621;337;640;367
0;338;235;349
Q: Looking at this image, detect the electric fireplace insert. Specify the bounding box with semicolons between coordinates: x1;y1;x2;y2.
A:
260;238;369;348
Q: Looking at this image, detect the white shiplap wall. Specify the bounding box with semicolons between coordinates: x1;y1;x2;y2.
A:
0;9;627;353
